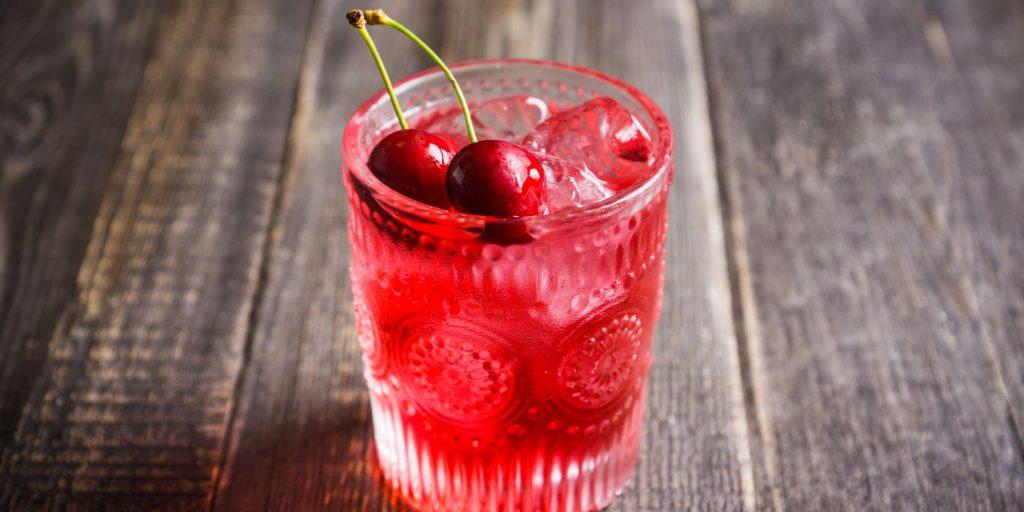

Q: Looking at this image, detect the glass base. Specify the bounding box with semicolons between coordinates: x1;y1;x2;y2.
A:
369;391;644;512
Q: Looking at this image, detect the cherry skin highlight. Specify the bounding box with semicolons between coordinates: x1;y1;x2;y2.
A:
445;140;547;217
368;129;457;208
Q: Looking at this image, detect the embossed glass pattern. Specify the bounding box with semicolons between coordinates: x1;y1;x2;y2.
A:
342;60;672;512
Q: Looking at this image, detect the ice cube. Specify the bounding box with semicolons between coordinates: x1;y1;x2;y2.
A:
414;106;472;148
521;97;652;188
537;153;613;212
415;95;552;149
473;95;552;141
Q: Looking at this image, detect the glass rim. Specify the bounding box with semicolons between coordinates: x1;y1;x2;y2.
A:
341;58;673;227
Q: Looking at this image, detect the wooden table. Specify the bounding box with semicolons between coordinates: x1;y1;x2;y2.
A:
1;0;1022;509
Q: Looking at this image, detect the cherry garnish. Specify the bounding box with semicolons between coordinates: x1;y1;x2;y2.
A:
446;140;547;217
356;8;550;223
369;129;456;208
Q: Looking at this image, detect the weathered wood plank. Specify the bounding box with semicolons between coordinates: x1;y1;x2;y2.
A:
215;0;750;510
0;0;166;460
0;0;315;508
698;0;1024;508
551;2;752;510
926;0;1024;465
212;3;437;509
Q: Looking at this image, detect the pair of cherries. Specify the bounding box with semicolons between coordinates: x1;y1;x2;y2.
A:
370;132;546;217
348;8;544;218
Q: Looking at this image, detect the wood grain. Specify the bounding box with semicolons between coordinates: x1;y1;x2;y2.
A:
0;0;166;461
546;2;752;510
698;0;1024;508
925;0;1024;466
214;0;751;510
0;0;314;508
209;1;422;509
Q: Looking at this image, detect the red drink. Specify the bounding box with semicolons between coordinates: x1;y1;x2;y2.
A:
343;60;672;512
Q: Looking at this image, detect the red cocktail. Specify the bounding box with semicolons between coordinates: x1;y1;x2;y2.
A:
343;59;672;512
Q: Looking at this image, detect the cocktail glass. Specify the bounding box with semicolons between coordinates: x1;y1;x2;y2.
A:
342;59;672;512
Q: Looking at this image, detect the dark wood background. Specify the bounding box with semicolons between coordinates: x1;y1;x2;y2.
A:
1;0;1022;510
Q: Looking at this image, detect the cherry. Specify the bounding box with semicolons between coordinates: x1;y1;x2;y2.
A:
369;129;456;208
348;10;457;209
446;141;546;216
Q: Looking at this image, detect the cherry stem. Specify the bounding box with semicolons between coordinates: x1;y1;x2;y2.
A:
347;9;408;130
364;9;477;143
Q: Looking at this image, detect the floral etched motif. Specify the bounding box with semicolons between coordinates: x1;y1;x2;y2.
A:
557;311;644;410
402;321;517;424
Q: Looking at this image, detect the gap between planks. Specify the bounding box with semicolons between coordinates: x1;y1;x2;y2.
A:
207;0;326;509
676;0;760;509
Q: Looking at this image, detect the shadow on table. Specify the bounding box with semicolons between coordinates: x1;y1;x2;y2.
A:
219;393;412;510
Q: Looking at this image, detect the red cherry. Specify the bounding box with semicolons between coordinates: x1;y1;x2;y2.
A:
368;129;457;208
445;140;547;217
